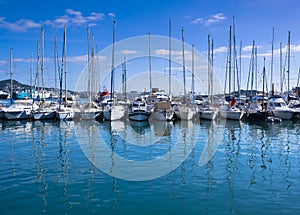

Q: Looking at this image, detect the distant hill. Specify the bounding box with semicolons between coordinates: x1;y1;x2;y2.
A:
0;79;31;92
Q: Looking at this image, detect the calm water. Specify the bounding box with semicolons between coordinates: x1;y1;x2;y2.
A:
0;118;300;214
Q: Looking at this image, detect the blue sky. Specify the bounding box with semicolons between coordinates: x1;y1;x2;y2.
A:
1;0;300;94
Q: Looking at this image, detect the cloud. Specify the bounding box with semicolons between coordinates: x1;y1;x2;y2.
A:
46;9;104;28
0;59;6;66
109;13;116;19
0;9;105;31
191;13;226;26
154;49;183;56
0;17;40;32
214;46;227;54
116;49;138;55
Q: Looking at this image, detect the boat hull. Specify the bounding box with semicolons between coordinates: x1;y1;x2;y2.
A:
272;110;294;120
4;110;32;120
103;105;125;121
128;111;151;121
33;111;56;120
219;109;243;120
56;109;74;121
199;110;217;120
151;111;174;121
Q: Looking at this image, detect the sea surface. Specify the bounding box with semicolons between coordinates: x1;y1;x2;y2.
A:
0;118;300;214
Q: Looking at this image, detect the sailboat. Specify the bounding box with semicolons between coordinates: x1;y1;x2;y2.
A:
151;19;175;121
56;26;75;121
81;28;102;120
32;26;57;120
174;28;195;121
246;58;268;122
103;19;125;121
198;35;217;120
219;25;243;120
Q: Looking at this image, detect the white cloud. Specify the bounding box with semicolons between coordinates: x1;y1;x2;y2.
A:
46;9;104;28
109;13;116;20
214;46;227;54
190;13;226;26
0;59;6;66
154;49;183;56
0;9;105;32
116;49;138;55
0;17;40;32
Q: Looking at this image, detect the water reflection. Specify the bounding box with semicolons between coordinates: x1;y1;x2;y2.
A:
1;118;300;214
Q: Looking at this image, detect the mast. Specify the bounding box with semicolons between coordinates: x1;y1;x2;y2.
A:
262;58;266;110
92;34;96;99
181;27;186;101
41;26;45;100
228;25;232;95
270;27;274;96
192;44;195;98
208;34;211;98
54;34;57;90
36;41;40;97
280;42;283;94
63;26;67;104
287;31;291;95
148;32;152;93
211;38;214;102
168;18;172;97
87;27;91;104
30;52;33;98
110;19;116;105
10;48;13;102
122;56;127;100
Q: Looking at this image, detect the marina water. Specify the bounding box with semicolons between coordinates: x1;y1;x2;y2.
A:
0;119;300;214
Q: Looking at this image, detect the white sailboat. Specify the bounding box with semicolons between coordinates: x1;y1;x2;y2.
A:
56;26;74;121
81;28;102;120
174;28;196;121
103;19;125;121
219;25;243;120
32;26;57;120
198;35;217;120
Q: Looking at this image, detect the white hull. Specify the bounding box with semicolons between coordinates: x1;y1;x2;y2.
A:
272;110;294;120
56;108;74;121
175;108;195;120
199;110;217;120
103;105;125;121
219;109;243;120
81;108;102;120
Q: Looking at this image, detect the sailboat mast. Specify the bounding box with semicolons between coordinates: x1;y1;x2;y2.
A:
271;27;274;96
287;31;291;94
262;57;266;110
87;27;91;104
169;18;172;97
10;48;13;101
280;42;283;94
110;19;116;104
63;26;67;104
192;44;195;98
211;38;214;102
181;28;186;100
148;32;152;93
41;26;45;100
54;34;57;90
208;34;211;97
228;25;232;95
92;34;96;98
30;52;33;98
